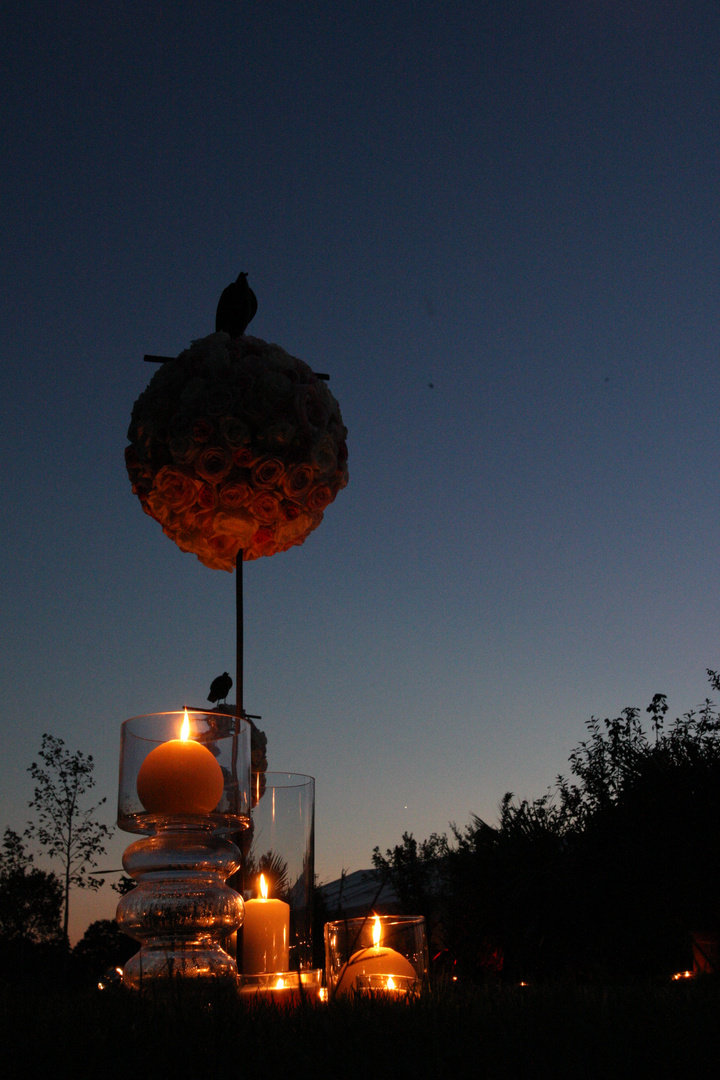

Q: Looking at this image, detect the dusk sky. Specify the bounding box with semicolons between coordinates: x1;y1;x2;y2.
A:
2;1;719;943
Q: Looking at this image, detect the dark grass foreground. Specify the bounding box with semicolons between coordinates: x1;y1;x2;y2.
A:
3;979;720;1080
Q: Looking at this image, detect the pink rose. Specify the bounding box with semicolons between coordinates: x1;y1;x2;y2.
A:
192;418;213;443
219;481;250;509
124;447;153;496
169;435;197;465
239;389;271;427
250;490;280;524
204;382;236;416
197;483;216;510
282;463;314;500
311;435;338;476
251;457;285;490
280;500;303;522
248;528;280;560
306;483;334;512
196;446;233;482
150;466;198;514
294;384;329;431
232;445;260;470
207;533;242;564
219;416;251;449
212;510;255;544
259;420;296;451
276;508;313;545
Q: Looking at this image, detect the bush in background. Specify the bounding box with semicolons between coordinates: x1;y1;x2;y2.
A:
373;671;720;982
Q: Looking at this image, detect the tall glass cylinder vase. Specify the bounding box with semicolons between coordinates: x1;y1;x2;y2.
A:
116;711;251;989
240;773;315;975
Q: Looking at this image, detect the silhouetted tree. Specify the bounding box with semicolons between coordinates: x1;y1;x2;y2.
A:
111;874;136;895
548;679;720;977
0;829;63;944
72;918;136;978
371;671;720;982
372;831;449;951
0;828;66;985
25;735;112;941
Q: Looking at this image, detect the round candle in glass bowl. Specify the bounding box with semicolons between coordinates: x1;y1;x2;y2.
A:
116;708;251;989
334;916;416;996
118;710;251;834
325;914;428;998
137;710;224;815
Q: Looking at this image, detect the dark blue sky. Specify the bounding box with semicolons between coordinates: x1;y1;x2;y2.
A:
2;1;719;941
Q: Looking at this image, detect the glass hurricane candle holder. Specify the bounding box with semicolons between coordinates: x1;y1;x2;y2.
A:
116;711;251;989
355;973;419;999
324;915;428;997
238;968;324;1007
118;711;251;832
240;773;315;973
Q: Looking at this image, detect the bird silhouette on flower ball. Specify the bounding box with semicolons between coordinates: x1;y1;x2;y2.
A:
207;671;233;705
215;271;258;337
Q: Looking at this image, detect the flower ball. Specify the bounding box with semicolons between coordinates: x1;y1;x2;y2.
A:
125;333;348;569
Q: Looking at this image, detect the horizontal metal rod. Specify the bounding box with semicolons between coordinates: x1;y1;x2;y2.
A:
144;353;329;378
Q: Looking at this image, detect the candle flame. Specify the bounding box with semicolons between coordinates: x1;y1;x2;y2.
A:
372;917;381;949
274;977;285;989
259;873;268;900
386;976;396;990
180;708;190;741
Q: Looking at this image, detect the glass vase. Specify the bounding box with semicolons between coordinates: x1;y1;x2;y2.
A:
239;772;316;976
116;711;251;989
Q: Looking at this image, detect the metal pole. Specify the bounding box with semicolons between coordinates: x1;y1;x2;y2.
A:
228;548;246;962
236;549;244;720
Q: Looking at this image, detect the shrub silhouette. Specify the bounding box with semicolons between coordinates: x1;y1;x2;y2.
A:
374;671;720;982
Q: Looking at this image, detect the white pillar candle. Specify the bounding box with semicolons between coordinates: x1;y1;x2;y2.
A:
242;874;290;973
335;917;417;996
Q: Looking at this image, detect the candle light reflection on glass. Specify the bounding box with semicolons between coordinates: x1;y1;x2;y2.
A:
238;969;325;1006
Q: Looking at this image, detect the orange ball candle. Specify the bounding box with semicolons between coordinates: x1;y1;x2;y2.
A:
137;709;224;815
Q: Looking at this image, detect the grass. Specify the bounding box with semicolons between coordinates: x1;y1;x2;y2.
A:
2;978;720;1079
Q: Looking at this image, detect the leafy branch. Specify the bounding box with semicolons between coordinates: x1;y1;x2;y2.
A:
25;734;112;941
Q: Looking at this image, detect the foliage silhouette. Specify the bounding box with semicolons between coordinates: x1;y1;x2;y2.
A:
0;828;63;945
72;918;137;978
373;671;720;982
243;849;291;901
0;829;67;985
25;734;112;941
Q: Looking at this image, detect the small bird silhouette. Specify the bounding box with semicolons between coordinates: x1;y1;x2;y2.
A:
215;271;258;337
207;671;233;704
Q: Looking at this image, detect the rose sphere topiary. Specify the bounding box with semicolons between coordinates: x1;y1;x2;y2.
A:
125;332;348;569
